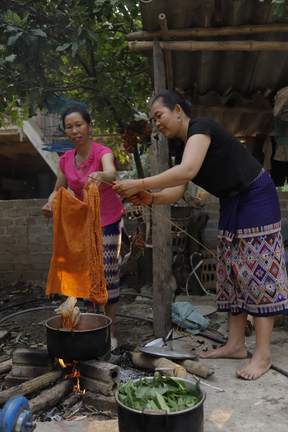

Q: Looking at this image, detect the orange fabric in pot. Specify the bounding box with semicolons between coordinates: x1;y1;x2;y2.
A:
46;184;108;306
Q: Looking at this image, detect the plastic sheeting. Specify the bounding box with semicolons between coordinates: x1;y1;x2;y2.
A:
171;301;210;334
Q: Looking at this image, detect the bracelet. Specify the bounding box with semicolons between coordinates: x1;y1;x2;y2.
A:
151;194;154;205
142;178;145;190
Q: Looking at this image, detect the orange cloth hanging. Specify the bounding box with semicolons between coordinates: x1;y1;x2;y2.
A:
46;184;108;306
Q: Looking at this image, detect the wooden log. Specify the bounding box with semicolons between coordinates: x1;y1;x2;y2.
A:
151;38;172;339
0;370;63;406
126;24;288;41
131;352;186;378
29;378;75;414
177;359;214;378
0;355;10;363
0;359;12;375
129;40;288;52
159;13;173;90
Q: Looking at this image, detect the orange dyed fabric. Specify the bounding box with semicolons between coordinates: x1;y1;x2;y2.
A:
46;184;108;306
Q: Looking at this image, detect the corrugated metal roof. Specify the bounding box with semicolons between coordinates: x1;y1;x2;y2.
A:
136;0;288;137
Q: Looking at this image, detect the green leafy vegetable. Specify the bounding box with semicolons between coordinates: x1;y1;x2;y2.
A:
118;372;202;413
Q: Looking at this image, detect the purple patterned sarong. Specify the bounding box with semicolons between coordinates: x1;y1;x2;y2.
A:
84;218;122;306
217;171;288;317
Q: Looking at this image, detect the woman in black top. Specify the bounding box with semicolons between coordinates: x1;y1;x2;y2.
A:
113;89;288;380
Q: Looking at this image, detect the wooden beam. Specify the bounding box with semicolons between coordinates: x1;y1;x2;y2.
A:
191;104;273;113
158;13;173;90
0;143;39;155
150;38;172;339
129;40;288;52
126;23;288;41
23;118;59;176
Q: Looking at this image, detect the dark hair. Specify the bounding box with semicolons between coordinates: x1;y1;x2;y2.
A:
62;106;92;128
152;89;192;117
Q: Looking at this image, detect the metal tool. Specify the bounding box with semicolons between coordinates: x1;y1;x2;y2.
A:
0;395;36;431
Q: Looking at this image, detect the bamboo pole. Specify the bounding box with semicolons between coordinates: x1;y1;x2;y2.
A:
159;13;173;90
129;40;288;52
126;23;288;41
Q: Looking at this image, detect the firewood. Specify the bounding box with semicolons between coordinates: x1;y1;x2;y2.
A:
177;359;214;378
0;355;10;364
0;370;63;406
131;352;186;378
29;379;75;414
0;359;12;375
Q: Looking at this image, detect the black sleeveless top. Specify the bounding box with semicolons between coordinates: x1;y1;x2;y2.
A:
175;118;262;198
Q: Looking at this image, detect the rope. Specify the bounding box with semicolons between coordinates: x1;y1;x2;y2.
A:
88;175;217;259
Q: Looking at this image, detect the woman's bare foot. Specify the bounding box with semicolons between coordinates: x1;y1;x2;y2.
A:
199;344;247;359
236;353;272;380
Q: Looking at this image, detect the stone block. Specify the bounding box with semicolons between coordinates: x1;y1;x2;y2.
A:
11;349;52;379
4;372;30;388
13;348;52;366
11;364;52;378
79;360;119;396
83;391;118;416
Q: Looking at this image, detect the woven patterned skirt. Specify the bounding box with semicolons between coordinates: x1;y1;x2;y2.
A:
217;172;288;317
84;218;122;306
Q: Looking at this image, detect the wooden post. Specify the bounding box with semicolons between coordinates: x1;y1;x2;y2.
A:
150;38;172;339
159;13;173;90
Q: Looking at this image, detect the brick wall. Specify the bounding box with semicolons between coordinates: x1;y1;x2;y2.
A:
0;199;53;283
1;192;287;283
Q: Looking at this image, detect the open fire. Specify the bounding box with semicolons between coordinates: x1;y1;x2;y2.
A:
58;358;86;395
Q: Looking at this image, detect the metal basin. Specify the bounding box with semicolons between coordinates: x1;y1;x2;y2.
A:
45;313;112;362
115;377;206;432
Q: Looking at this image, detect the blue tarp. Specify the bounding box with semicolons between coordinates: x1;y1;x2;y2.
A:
171;302;210;334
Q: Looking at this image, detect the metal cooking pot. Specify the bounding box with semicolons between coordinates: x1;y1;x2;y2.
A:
45;313;112;362
115;377;206;432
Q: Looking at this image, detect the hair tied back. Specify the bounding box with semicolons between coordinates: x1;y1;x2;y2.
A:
174;87;185;98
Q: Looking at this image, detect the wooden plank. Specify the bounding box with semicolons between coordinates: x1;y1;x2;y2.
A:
22;118;59;176
0;143;38;155
150;38;172;339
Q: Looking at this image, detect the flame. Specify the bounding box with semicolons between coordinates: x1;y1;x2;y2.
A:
58;359;85;395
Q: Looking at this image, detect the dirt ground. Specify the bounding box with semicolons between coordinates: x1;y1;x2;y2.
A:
0;279;155;359
1;279;288;432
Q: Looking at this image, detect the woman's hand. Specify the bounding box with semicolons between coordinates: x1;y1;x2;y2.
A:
129;191;153;206
112;179;143;198
87;171;103;188
41;202;53;218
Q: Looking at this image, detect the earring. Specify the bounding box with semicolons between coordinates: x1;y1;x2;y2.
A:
178;117;180;122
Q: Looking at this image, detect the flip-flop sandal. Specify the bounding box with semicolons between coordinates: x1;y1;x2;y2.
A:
111;337;118;352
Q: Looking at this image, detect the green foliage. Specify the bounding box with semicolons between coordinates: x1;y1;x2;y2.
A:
0;0;151;132
118;372;202;413
259;0;288;17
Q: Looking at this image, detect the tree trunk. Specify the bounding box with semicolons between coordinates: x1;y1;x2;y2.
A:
150;38;172;339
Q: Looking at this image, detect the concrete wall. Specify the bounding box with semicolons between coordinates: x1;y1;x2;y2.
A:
1;192;288;283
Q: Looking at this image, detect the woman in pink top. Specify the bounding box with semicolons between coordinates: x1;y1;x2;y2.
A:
42;106;125;351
